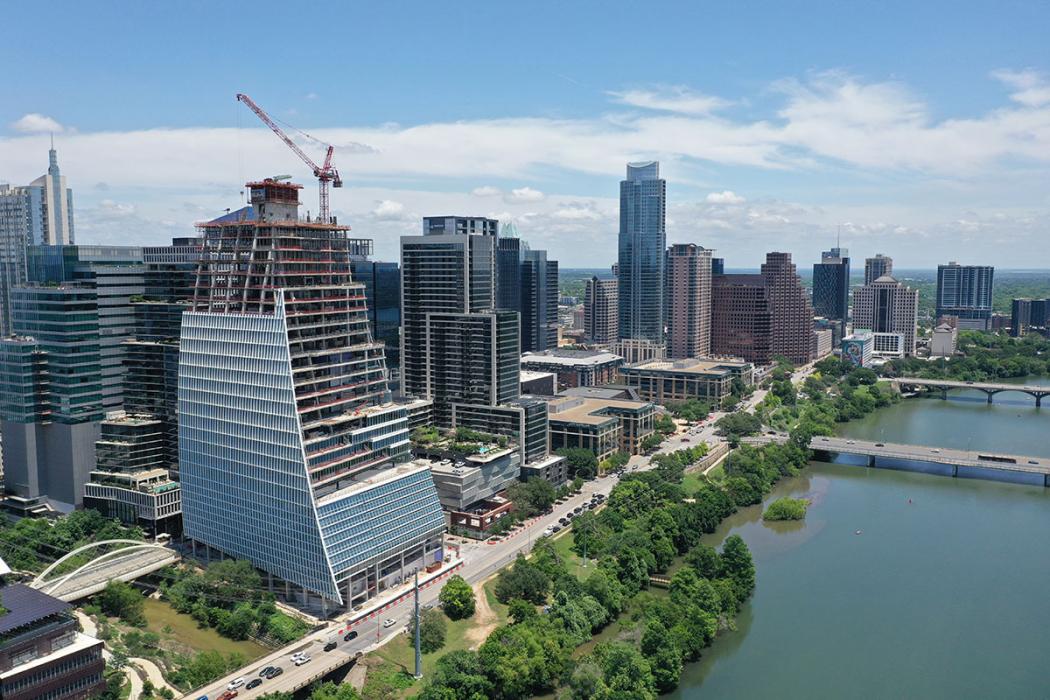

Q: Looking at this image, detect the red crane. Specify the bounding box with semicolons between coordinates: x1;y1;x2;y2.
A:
236;93;343;223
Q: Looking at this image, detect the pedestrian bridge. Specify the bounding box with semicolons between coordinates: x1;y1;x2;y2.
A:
29;540;179;602
810;436;1050;485
892;377;1050;406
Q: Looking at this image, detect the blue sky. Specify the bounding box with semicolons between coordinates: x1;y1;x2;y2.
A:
2;1;1049;267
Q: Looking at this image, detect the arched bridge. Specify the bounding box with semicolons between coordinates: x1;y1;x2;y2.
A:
29;539;179;602
893;378;1050;406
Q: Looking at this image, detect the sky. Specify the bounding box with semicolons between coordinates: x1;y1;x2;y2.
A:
2;1;1049;268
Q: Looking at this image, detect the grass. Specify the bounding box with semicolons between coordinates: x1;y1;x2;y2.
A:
550;530;596;581
140;598;268;660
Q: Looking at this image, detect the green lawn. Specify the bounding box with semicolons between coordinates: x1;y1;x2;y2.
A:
140;598;268;660
550;530;596;581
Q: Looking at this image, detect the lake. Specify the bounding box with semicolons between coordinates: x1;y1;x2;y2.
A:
671;380;1050;699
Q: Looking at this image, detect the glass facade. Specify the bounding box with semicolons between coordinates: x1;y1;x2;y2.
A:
618;161;666;343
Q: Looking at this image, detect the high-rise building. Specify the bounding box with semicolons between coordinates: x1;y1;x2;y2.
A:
617;161;666;344
812;247;850;340
583;276;618;344
936;262;994;330
665;244;712;359
350;259;401;371
711;252;813;365
179;179;444;612
1011;298;1050;337
0;146;75;335
497;237;558;352
864;254;893;285
852;275;919;355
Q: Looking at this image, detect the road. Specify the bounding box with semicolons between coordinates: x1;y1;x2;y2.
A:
40;547;177;601
189;362;815;699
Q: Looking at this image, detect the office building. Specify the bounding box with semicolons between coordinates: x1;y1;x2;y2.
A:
930;322;958;357
497;238;558;352
665;244;712;359
521;349;623;390
401;216;498;406
620;357;754;405
711;257;725;276
852;275;919;356
583;276;618;344
812;247;850;340
350;258;401;371
1011;298;1049;337
520;370;556;396
546;394;656;461
613;338;665;364
864;254;893;285
0;146;75;336
936;262;994;331
179;179;444;612
617;161;666;343
0;584;105;700
711;252;814;365
841;330;874;367
812;328;833;359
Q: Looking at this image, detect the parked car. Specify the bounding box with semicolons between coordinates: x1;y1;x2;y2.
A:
227;678;246;691
344;630;358;642
246;679;263;690
551;525;561;533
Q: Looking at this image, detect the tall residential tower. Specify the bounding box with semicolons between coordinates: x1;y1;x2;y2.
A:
812;247;849;341
665;244;712;359
936;262;994;330
617;162;666;344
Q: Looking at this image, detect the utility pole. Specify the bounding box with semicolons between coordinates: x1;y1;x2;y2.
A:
413;570;422;679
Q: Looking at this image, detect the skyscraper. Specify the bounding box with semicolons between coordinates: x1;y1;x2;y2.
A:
864;254;893;285
583;276;618;344
497;237;558;352
402;217;519;425
853;275;919;355
711;252;813;365
936;262;994;330
0;146;75;335
179;179;444;612
665;244;712;359
812;247;850;340
617;161;666;344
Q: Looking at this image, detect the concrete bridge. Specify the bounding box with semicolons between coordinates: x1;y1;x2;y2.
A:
810;436;1050;485
893;377;1050;406
30;540;179;602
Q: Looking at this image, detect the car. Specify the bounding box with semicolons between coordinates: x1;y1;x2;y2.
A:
197;696;209;700
258;666;275;678
1029;460;1039;465
931;448;941;453
847;440;855;445
290;652;307;663
820;437;829;442
344;630;358;642
294;655;311;666
218;693;238;700
383;618;397;628
551;525;561;533
268;667;284;679
875;443;885;447
227;678;246;691
324;641;337;652
558;517;568;525
246;679;263;690
681;437;690;442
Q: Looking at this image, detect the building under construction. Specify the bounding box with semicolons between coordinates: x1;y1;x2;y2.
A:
178;179;444;613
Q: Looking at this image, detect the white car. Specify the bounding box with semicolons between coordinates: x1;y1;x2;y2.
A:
290;651;307;662
294;655;311;666
228;677;246;690
382;618;397;628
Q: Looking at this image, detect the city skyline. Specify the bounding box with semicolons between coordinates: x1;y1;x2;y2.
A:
2;2;1050;269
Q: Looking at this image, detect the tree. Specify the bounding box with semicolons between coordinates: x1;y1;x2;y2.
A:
478;618;572;699
98;580;145;626
721;535;756;599
593;642;656;700
217;602;257;640
565;659;610;699
715;412;761;439
493;556;550;605
684;543;722;580
507;477;556;518
508;599;537;624
556;448;598;479
640;619;683;693
439;575;475;620
310;683;361;700
410;608;447;654
419;650;492;700
640;433;663;453
763;497;808;521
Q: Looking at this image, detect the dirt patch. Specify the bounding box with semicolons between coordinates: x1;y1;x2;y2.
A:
464;581;498;647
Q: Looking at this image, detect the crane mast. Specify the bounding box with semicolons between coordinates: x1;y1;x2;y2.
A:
236;93;343;223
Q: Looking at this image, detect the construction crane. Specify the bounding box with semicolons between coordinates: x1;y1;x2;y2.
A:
236;93;343;222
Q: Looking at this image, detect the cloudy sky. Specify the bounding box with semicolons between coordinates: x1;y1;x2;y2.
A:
2;1;1049;268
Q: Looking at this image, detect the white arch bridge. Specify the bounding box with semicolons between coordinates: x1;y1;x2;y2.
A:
28;539;179;602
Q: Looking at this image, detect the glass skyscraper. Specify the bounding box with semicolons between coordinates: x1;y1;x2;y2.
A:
617;161;666;344
179;180;444;612
812;247;850;342
936;262;994;330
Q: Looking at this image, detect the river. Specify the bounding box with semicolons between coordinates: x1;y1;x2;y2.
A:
670;378;1050;699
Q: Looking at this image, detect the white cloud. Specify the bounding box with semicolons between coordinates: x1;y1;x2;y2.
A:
305;92;319;101
471;185;501;197
11;113;65;134
371;199;406;220
609;86;731;115
705;190;746;205
991;69;1050;107
505;186;544;203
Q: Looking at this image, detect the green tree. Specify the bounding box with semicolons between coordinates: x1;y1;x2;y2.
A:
721;535;756;599
556;448;599;479
310;684;361;700
493;556;550;605
593;642;656;700
418;650;492;700
684;543;722;580
508;599;537;624
438;575;475;620
507;477;557;518
640;433;663;453
98;580;145;626
640;619;683;693
565;659;610;699
410;608;447;654
763;497;808;521
478;618;571;699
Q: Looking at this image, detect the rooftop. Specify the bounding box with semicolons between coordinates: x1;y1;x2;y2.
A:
547;395;653;426
625;357;752;375
520;370;556;383
521;349;623;367
0;585;71;637
316;461;432;507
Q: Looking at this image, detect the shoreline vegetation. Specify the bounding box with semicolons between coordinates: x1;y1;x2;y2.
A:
763;497;808;521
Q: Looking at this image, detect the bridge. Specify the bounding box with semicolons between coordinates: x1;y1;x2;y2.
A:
29;540;179;602
810;436;1050;485
893;377;1050;406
